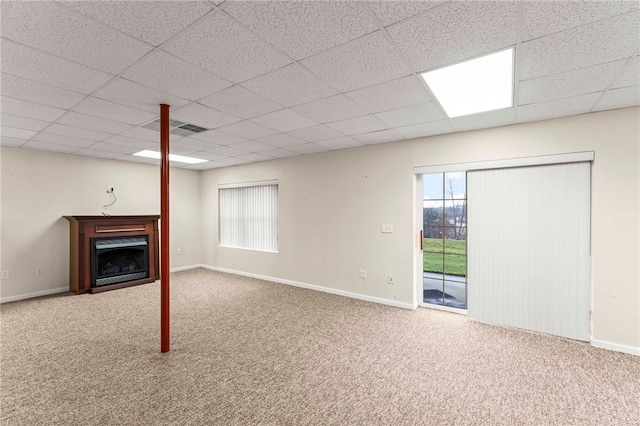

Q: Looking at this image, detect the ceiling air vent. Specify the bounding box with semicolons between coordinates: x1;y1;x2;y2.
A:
140;118;208;135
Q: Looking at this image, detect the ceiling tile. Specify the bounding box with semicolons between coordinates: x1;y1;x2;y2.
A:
255;133;305;148
23;140;80;154
184;161;223;171
71;98;157;125
242;64;338;107
388;1;517;73
346;76;432;114
451;108;517;132
168;145;197;156
520;12;639;80
519;60;626;105
352;129;405;145
286;143;330;155
315;137;363;150
368;1;448;27
523;1;639;42
73;148;125;160
122;51;232;101
222;1;377;60
162;11;292;83
286;124;345;142
375;103;445;127
218;157;256;166
250;109;318;132
171;137;220;152
231;152;274;163
300;31;410;92
93;78;190;114
86;142;142;155
190;151;229;162
199;86;282;119
119;127;165;143
1;73;85;110
61;1;214;46
261;148;299;159
517;93;602;124
0;39;113;95
0;126;37;140
208;145;251;157
227;140;275;153
172;103;241;129
395;120;454;139
327;115;388;136
43;124;111;141
1;1;151;74
0;136;27;147
595;86;640;112
33;132;96;148
123;155;160;166
189;130;247;146
1;114;49;132
612;56;640;89
102;135;157;150
291;95;368;124
56;112;132;134
217;121;278;140
1;96;66;122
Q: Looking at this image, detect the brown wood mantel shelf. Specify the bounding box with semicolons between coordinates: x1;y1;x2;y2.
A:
65;215;160;294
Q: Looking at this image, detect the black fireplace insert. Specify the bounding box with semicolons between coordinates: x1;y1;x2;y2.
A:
91;235;149;287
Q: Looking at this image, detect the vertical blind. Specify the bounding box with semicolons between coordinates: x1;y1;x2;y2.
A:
467;162;591;341
219;183;278;252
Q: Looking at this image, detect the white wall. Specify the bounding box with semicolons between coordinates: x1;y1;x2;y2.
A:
200;107;639;353
0;147;201;300
1;107;638;353
200;141;414;306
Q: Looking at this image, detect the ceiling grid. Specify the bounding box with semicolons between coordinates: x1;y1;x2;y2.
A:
0;0;637;170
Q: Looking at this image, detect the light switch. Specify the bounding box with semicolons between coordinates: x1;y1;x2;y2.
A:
381;224;393;233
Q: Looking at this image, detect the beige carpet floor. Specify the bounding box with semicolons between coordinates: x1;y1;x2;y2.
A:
1;268;638;425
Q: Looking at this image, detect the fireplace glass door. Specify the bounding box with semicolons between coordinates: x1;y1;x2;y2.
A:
91;236;149;287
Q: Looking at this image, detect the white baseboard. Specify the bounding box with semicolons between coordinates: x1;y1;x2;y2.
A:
170;264;201;273
202;265;415;310
0;287;69;304
590;337;640;356
0;266;201;304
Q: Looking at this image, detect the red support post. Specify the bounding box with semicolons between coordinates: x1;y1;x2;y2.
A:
160;104;170;353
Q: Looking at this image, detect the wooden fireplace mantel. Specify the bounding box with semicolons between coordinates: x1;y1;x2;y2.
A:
64;215;160;294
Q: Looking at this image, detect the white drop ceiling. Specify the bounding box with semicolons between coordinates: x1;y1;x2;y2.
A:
1;1;638;170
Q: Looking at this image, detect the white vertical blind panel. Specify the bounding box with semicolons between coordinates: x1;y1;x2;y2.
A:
219;184;278;252
467;163;590;341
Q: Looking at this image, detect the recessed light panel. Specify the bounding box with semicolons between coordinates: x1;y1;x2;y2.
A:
420;48;514;118
133;150;208;164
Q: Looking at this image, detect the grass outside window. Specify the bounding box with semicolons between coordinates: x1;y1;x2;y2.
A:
423;238;466;276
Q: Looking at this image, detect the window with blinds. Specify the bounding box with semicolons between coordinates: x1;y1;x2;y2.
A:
218;180;278;252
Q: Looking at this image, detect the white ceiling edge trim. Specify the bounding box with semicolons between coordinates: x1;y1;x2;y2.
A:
218;179;279;189
413;151;595;174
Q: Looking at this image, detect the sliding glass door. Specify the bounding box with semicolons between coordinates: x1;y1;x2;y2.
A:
422;172;467;309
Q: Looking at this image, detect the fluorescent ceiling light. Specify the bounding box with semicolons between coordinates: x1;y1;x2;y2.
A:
133;150;208;164
420;48;514;118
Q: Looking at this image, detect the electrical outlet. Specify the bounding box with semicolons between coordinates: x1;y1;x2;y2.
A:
106;186;114;193
388;274;395;285
358;269;367;279
381;224;393;233
36;268;44;277
1;270;9;280
176;247;182;255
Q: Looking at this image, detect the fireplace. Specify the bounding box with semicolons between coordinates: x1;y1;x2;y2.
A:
65;215;160;294
92;235;149;287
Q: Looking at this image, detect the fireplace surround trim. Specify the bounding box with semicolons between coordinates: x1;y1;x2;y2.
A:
64;215;160;294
